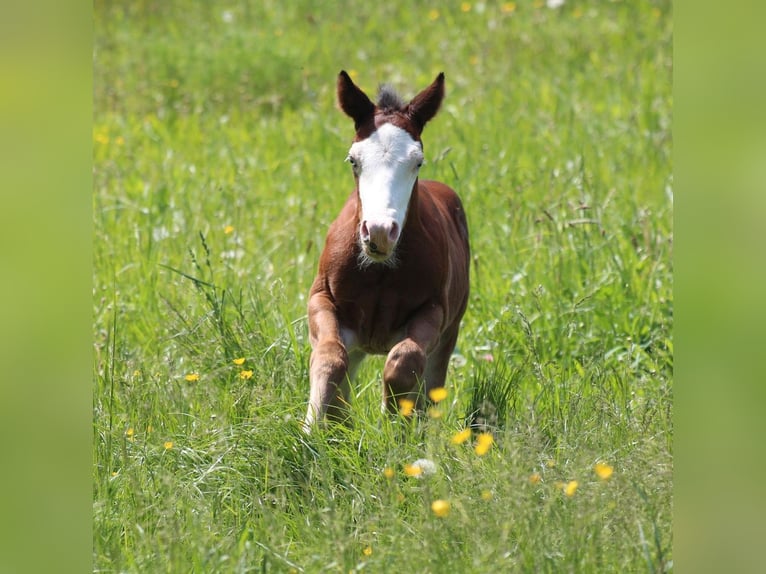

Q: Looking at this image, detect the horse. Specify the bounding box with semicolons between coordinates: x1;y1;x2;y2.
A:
303;71;470;431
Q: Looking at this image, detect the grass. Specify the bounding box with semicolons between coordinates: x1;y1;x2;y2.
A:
93;0;672;571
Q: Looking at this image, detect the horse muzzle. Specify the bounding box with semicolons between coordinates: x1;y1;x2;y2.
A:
360;219;400;261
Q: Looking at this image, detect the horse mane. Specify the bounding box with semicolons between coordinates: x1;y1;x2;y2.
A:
376;84;406;112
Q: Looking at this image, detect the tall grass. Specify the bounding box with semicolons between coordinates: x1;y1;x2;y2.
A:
94;0;672;571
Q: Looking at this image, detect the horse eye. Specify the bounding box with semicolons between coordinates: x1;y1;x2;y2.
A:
346;155;356;166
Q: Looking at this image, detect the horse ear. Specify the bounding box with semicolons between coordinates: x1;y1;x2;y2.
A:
406;72;445;131
337;71;375;129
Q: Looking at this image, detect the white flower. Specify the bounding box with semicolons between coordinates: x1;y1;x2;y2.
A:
546;0;565;8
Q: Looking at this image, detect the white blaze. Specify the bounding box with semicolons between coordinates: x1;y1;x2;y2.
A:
348;123;424;243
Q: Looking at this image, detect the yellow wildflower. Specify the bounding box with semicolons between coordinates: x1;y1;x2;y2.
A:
233;357;245;365
363;546;372;557
528;472;541;485
594;462;614;480
163;441;173;450
398;398;415;417
564;480;579;497
428;9;439;20
461;2;471;12
239;370;254;380
185;373;200;382
501;2;517;13
224;225;235;234
409;458;437;477
403;463;423;477
428;387;448;403
431;499;451;517
450;428;472;445
383;467;395;479
474;432;494;455
125;427;135;439
481;489;493;501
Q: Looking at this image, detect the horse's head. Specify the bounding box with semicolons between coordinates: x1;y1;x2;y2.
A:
337;71;445;267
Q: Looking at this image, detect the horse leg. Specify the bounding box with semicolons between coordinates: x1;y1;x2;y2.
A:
422;323;460;407
304;344;364;431
304;292;362;432
382;303;445;413
383;338;427;411
304;339;347;430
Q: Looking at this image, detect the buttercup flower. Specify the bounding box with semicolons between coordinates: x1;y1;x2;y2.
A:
404;458;437;478
594;462;614;480
239;370;254;380
398;398;415;417
163;441;173;450
428;387;448;403
404;464;423;477
431;499;451;517
450;428;472;445
564;480;579;497
185;373;200;382
233;357;246;365
474;432;494;455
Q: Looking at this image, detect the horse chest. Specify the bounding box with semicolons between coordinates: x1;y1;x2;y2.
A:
334;279;427;354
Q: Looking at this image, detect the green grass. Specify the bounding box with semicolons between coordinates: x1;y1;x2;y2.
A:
93;0;672;571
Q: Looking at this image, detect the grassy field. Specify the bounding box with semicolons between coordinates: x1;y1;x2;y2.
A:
93;0;672;571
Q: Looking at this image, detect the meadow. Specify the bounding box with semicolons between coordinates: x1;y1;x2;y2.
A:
93;0;672;571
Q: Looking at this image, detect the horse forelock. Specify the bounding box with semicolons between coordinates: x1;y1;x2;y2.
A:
376;84;406;112
351;84;420;142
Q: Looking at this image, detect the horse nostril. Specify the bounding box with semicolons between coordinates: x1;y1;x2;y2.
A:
388;221;400;243
369;241;378;252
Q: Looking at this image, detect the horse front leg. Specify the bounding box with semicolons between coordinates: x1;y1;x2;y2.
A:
383;302;445;413
303;292;351;432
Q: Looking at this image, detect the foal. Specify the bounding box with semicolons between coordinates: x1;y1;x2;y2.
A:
303;71;470;430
